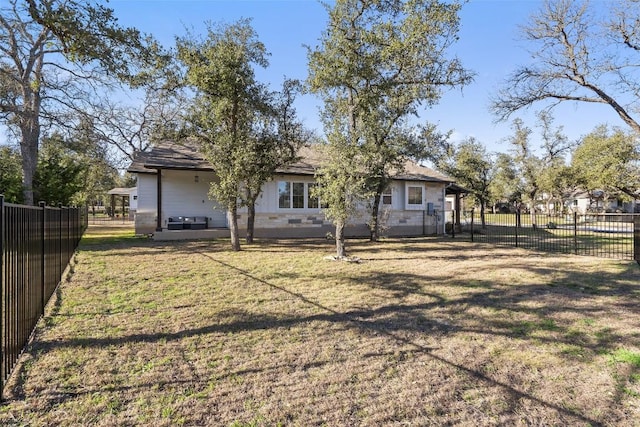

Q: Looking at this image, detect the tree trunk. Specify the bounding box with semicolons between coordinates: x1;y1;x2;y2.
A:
530;207;538;229
529;190;538;229
480;201;486;229
19;119;40;206
228;201;241;251
246;200;256;244
369;192;382;242
335;219;346;258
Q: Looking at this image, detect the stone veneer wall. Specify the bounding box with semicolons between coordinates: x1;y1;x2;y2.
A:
140;210;442;238
236;210;440;238
236;212;342;238
134;212;157;235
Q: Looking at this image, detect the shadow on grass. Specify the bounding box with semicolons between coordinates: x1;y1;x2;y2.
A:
32;249;640;425
17;233;639;423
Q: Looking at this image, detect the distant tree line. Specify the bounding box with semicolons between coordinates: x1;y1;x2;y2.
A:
0;129;123;206
428;113;639;224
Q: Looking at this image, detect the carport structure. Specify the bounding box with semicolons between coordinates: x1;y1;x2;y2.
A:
106;187;135;219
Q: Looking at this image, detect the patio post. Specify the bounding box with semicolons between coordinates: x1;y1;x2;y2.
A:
156;168;163;232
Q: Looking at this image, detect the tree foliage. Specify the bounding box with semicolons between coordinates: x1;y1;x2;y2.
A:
312;98;372;258
0;145;23;203
87;84;188;169
534;111;575;211
177;20;304;250
489;152;520;209
241;79;307;243
34;134;86;206
0;0;165;204
483;112;581;215
571;125;640;200
505;118;541;214
307;0;473;246
428;137;494;226
66;118;120;207
492;0;640;134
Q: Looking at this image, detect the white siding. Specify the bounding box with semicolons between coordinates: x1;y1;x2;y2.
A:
128;187;138;211
135;170;226;229
137;174;157;215
161;170;226;227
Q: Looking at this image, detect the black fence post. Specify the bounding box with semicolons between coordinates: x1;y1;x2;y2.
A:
451;210;455;239
515;210;519;248
634;216;640;265
574;212;578;256
39;202;46;316
66;207;70;266
470;209;475;242
58;204;62;288
0;195;4;401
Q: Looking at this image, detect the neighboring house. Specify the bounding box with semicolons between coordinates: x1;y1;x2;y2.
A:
565;189;639;213
129;187;138;214
127;141;458;239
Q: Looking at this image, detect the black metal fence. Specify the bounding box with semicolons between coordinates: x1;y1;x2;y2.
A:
87;215;133;225
463;210;639;262
0;195;87;399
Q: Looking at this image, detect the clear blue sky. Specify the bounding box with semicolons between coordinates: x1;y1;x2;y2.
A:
109;0;625;154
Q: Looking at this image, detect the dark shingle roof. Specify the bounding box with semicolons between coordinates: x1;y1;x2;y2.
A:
394;159;453;183
275;145;324;175
127;141;453;183
127;140;212;173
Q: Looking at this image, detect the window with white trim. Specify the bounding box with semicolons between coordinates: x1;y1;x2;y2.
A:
408;186;423;205
278;181;323;209
382;186;392;205
292;182;304;208
278;182;291;208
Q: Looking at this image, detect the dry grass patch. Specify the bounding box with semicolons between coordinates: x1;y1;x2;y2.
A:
1;225;639;426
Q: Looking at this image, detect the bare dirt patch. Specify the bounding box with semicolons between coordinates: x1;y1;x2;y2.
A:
1;226;638;426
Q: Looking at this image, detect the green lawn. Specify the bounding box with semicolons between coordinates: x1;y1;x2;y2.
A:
1;225;639;426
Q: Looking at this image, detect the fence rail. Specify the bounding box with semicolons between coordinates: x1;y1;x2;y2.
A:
87;215;133;225
0;195;87;399
463;210;639;262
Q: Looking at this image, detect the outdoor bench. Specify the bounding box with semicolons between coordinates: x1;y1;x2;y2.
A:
167;216;208;230
167;216;185;230
184;216;208;230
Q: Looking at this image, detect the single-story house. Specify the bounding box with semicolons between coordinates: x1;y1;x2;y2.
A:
127;141;460;239
565;189;640;213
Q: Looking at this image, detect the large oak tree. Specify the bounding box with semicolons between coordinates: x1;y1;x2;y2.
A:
0;0;164;204
308;0;473;249
492;0;640;134
572;125;640;201
177;20;304;250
